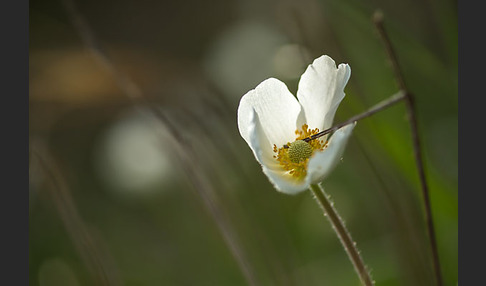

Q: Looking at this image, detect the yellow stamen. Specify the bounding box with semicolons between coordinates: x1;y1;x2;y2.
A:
273;124;328;180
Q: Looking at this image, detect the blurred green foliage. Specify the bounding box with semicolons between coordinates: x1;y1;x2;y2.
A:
29;0;457;285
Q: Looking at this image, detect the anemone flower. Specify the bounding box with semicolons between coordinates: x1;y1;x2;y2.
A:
237;55;355;194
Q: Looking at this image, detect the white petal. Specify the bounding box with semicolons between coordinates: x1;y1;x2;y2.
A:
245;109;279;168
306;122;356;184
244;108;310;195
237;78;304;148
297;55;351;130
261;166;309;195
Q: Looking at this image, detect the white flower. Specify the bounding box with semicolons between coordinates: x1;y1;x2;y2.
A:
237;55;355;194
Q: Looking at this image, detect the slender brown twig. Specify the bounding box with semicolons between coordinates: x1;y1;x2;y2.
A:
283;90;406;148
60;1;259;284
373;10;443;286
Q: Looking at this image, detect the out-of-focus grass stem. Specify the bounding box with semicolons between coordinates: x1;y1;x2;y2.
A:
31;142;121;286
60;0;259;284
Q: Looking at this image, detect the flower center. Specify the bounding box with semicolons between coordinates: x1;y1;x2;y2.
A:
273;124;328;180
288;140;313;163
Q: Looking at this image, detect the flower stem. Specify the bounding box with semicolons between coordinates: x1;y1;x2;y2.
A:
310;183;374;286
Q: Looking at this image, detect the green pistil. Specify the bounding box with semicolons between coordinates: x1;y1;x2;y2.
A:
288;140;313;163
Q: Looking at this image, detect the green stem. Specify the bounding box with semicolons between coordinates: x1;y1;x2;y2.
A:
310;183;374;286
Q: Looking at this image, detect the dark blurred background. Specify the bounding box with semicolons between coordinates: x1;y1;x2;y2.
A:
29;0;457;285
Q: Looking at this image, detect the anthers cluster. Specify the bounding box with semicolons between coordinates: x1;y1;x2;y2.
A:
273;124;328;180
